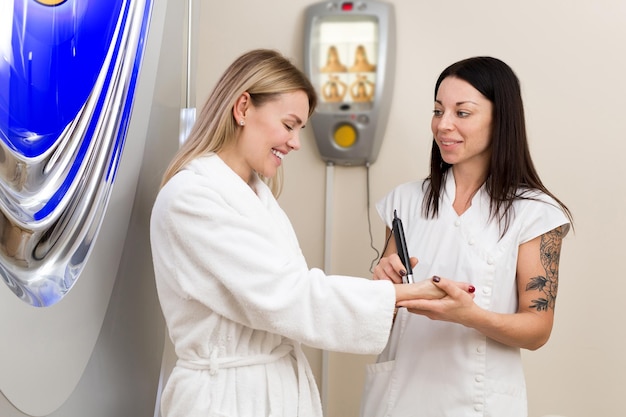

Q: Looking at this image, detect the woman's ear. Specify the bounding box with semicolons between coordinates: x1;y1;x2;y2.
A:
233;92;251;125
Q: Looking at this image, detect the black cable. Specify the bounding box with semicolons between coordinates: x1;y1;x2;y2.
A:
366;162;382;273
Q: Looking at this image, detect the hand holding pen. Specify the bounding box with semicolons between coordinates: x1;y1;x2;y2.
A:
372;241;474;302
375;210;476;302
392;210;414;284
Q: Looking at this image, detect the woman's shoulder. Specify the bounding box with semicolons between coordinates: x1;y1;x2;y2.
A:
377;179;428;221
515;188;563;211
154;156;225;210
386;179;428;199
164;154;229;190
512;188;571;238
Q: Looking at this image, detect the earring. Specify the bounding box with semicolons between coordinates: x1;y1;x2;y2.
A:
239;120;245;126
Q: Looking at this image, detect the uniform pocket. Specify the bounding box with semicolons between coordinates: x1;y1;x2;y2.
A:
484;380;527;417
359;360;398;417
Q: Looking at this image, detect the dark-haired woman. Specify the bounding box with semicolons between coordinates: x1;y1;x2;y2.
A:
361;57;573;417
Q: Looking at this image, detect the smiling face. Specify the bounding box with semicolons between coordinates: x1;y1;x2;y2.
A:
431;76;493;174
219;90;310;185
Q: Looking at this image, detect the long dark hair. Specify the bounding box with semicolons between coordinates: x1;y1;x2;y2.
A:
423;56;573;234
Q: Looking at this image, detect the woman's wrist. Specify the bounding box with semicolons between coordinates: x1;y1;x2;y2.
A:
394;279;446;302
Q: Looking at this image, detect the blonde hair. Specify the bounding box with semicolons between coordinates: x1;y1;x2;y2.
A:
160;49;317;196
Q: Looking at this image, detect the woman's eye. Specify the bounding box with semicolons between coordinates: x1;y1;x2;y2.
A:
432;109;443;117
284;124;294;131
457;111;470;118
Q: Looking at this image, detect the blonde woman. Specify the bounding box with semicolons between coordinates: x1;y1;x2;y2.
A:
150;49;472;417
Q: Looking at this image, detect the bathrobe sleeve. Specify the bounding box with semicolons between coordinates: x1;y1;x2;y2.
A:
150;159;394;354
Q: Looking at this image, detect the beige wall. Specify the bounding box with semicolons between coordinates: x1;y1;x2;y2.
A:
196;1;625;416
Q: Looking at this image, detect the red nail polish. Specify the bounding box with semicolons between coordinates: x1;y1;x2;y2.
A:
468;285;475;293
432;276;441;283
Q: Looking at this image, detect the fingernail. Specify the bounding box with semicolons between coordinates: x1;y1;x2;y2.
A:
432;276;441;283
400;270;407;276
468;285;475;293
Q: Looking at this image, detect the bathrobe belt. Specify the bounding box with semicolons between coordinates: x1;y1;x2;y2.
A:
176;342;295;376
176;341;320;416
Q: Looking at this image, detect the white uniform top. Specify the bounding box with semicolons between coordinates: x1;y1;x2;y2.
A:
361;172;570;417
150;154;396;417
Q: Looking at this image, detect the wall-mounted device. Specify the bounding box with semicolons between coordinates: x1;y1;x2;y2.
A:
304;0;396;166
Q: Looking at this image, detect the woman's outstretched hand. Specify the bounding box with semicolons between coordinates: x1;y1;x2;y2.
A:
376;255;475;303
394;275;475;303
397;276;476;323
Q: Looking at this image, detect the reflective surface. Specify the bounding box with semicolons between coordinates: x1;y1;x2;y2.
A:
0;0;152;306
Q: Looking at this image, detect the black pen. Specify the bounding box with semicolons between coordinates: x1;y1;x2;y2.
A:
392;209;413;284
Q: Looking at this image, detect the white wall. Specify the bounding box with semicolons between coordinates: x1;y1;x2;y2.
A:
194;1;626;416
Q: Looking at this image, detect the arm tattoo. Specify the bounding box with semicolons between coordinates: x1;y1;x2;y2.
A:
526;227;564;311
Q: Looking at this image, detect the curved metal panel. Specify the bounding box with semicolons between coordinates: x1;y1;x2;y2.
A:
0;0;155;415
0;0;152;306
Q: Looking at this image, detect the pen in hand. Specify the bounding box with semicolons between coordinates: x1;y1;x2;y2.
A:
392;209;414;284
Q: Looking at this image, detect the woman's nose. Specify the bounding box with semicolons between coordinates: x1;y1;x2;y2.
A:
436;111;454;131
287;132;301;151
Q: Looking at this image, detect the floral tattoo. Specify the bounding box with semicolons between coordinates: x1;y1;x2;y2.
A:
526;227;564;311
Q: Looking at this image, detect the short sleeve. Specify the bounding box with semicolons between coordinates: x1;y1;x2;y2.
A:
376;181;424;229
518;195;570;244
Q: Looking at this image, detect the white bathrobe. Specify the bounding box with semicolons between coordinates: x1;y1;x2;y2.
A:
150;154;395;417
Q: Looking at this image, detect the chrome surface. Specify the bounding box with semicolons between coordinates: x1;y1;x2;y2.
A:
0;0;152;306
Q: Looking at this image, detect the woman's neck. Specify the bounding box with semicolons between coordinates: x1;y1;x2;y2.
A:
451;166;487;216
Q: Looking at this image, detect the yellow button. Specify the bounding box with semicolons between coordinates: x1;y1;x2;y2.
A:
333;124;357;148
